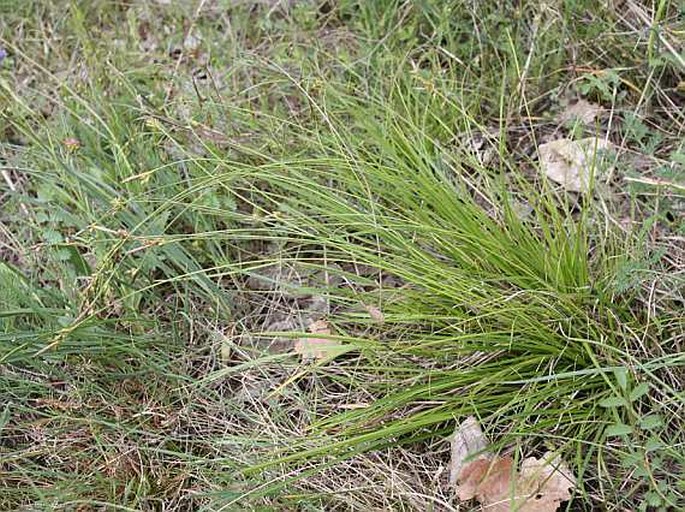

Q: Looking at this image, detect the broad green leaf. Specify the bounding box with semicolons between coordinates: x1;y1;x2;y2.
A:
645;436;664;452
599;396;628;408
614;367;628;390
645;491;662;507
630;383;650;402
605;423;633;437
639;415;664;431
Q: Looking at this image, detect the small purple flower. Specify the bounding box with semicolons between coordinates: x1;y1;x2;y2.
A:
0;48;6;64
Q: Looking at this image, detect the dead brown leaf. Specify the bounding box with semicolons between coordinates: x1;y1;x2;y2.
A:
294;319;344;361
516;453;576;512
538;137;612;192
456;455;514;511
455;453;575;512
364;304;385;323
309;319;330;334
559;99;603;125
449;416;489;487
451;418;576;512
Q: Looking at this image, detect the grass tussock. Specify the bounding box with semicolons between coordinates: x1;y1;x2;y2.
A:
1;0;684;510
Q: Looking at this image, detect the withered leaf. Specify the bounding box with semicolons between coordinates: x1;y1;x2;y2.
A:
516;452;576;512
559;99;603;125
456;455;514;510
294;319;345;362
364;304;385;323
449;416;489;488
538;137;611;192
455;452;575;512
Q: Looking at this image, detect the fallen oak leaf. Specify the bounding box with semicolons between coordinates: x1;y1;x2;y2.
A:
516;452;576;512
294;319;346;362
450;416;490;488
457;455;516;512
538;137;612;192
455;452;576;512
309;319;330;335
559;99;603;125
451;417;577;511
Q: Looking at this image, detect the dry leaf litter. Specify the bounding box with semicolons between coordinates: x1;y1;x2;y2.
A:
538;137;612;192
451;416;575;512
294;319;346;362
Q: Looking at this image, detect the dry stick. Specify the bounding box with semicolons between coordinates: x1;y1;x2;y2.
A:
1;168;16;191
1;167;30;216
623;175;685;192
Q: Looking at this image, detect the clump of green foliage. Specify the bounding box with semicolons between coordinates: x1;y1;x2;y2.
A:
1;1;683;510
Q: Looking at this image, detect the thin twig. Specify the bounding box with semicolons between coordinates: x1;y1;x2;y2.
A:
1;167;30;216
623;175;685;192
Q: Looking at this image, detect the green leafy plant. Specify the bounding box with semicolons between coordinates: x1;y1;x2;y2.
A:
1;1;683;510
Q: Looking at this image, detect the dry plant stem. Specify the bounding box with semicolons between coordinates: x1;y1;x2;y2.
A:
1;167;29;216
